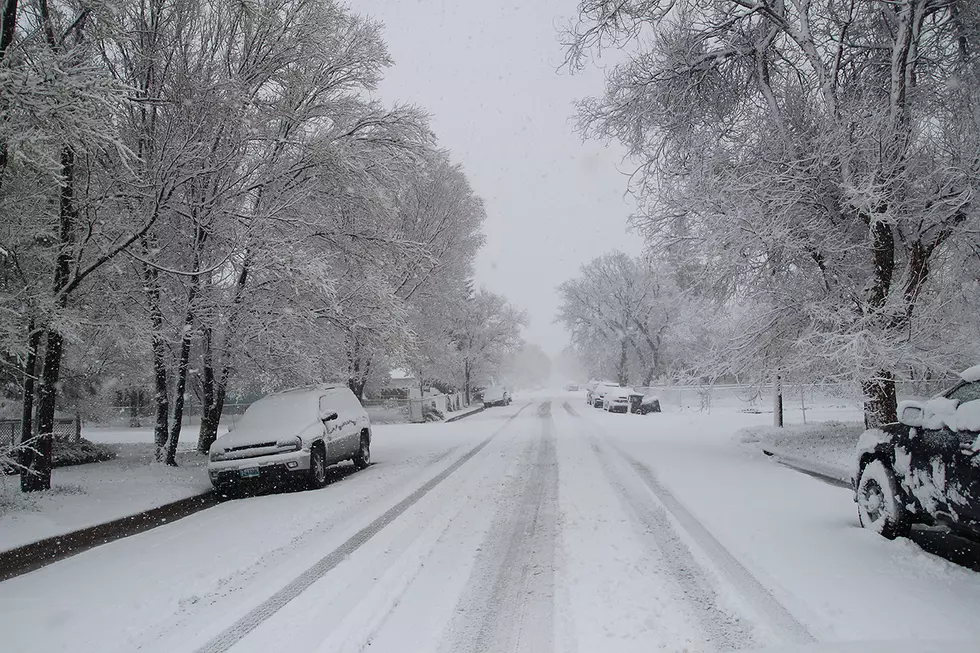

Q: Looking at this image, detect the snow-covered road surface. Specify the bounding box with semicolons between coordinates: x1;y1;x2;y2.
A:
1;396;979;652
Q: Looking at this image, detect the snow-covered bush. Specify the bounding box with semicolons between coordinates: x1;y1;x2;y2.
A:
51;439;116;468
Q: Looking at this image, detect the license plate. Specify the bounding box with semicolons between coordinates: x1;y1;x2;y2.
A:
239;467;260;478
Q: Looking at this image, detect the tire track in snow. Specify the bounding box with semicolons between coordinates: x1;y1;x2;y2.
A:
440;400;558;653
195;404;531;653
612;446;815;646
564;401;814;647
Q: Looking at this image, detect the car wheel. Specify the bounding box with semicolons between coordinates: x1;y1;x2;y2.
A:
353;432;371;470
308;444;328;490
857;459;911;539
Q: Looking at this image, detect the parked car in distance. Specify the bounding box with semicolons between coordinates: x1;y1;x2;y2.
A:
208;385;371;497
564;383;580;392
482;386;512;408
602;386;636;413
854;365;980;541
585;380;599;405
592;382;620;409
637;394;662;414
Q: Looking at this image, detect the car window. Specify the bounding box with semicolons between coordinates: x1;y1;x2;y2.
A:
947;381;980;404
318;395;335;417
322;387;362;415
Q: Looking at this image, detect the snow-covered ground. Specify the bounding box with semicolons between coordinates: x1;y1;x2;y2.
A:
0;443;210;551
0;425;232;551
737;421;864;482
1;397;978;652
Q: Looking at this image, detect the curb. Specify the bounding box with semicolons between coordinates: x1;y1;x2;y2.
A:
444;406;485;423
0;490;219;583
760;447;853;490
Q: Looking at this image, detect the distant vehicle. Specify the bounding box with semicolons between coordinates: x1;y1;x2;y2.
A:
482;386;512;408
854;365;980;541
592;382;620;409
585;380;599;405
208;385;371;497
564;383;580;392
603;386;636;413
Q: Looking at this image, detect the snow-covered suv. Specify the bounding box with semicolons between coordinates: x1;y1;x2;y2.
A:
208;385;371;496
854;366;980;540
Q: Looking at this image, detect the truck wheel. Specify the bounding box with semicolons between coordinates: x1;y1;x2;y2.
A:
857;459;911;539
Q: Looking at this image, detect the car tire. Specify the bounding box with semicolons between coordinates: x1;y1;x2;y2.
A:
353;432;371;470
308;444;328;490
857;459;911;539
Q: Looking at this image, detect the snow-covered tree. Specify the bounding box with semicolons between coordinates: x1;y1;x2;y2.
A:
566;0;980;425
452;287;526;403
558;252;688;386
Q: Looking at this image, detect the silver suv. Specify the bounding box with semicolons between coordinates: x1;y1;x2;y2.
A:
208;385;372;496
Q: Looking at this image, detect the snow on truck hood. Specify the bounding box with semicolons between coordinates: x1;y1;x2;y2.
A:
213;392;320;448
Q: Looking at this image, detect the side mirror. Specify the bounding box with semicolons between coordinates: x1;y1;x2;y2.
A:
898;400;924;428
321;411;339;423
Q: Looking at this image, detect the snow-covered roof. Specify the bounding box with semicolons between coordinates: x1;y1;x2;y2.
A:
960;364;980;382
389;368;415;380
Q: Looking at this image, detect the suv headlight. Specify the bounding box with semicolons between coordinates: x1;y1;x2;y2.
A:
209;446;222;462
277;436;301;452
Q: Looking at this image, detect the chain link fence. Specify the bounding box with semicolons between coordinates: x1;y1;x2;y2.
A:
634;380;956;416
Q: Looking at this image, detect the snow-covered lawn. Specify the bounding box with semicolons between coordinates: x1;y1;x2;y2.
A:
737;420;864;480
0;443;210;552
0;425;231;552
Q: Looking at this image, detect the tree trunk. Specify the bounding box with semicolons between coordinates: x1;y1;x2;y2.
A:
463;358;471;405
143;257;170;462
23;147;75;492
347;356;371;400
863;371;897;429
24;329;63;491
0;0;19;185
164;226;205;466
197;327;217;454
862;217;898;427
197;257;249;453
773;374;784;428
0;0;18;61
616;339;629;386
197;386;224;455
19;320;40;446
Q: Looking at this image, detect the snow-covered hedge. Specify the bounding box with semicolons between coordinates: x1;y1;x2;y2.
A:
52;439;116;468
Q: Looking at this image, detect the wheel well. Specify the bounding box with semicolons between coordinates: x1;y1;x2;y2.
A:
360;428;370;443
858;452;877;476
311;439;325;455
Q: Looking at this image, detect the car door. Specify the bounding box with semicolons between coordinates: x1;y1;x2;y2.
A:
323;388;361;459
318;394;344;463
943;384;980;522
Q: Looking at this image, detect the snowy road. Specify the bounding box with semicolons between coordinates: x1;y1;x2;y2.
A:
2;396;980;652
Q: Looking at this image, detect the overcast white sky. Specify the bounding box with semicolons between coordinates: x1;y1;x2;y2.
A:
358;0;642;356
